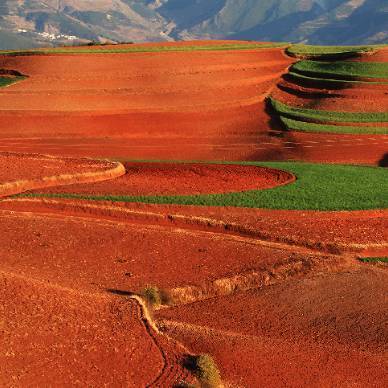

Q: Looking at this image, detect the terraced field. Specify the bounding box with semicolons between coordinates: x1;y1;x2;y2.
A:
272;47;388;139
0;41;387;387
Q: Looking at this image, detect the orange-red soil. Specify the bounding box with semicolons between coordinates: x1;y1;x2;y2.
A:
1;199;386;255
0;208;335;292
272;83;388;113
36;162;295;196
0;271;195;387
0;44;386;164
157;268;388;387
0;42;387;386
0;152;125;197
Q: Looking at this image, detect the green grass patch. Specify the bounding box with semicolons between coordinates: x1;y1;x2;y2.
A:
18;162;388;211
270;97;388;123
292;60;388;80
286;44;385;58
280;116;388;134
358;257;388;263
0;76;26;87
0;42;287;56
287;71;388;87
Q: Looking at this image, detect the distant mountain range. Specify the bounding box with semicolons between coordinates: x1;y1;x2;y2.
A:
0;0;387;49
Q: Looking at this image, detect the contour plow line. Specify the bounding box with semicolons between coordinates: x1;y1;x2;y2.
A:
0;153;125;198
1;198;385;256
156;253;352;307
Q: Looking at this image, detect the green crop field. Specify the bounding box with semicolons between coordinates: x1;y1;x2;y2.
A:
19;161;388;211
292;60;388;80
0;76;26;87
270;98;388;123
280;116;388;134
358;257;388;263
286;44;385;58
287;71;388;87
0;42;288;56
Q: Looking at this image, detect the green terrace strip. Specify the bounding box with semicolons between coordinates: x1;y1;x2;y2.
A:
288;71;388;87
0;42;288;56
270;97;388;123
0;76;26;87
358;257;388;263
280;116;388;135
17;162;388;211
286;44;385;58
292;60;388;80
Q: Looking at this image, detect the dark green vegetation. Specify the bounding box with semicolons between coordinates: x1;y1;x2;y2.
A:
286;44;383;58
19;162;388;211
292;60;388;80
0;42;287;56
270;98;388;124
280;116;388;135
0;76;26;88
358;257;388;263
287;71;388;88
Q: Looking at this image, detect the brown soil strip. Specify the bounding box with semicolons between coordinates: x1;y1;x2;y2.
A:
0;270;195;387
36;162;295;196
1;199;385;255
0;152;125;197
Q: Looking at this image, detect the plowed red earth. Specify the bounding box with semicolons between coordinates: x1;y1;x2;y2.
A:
0;152;125;197
272;85;388;113
0;152;113;183
36;162;295;196
0;271;194;387
0;43;385;164
156;268;388;387
0;199;385;255
353;48;388;62
0;209;336;292
0;42;387;387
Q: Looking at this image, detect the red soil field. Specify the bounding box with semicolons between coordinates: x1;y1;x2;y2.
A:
0;271;195;387
36;162;295;196
354;48;388;62
157;267;388;387
272;84;388;113
0;42;387;386
0;43;385;164
0;208;339;292
1;199;385;255
0;152;125;197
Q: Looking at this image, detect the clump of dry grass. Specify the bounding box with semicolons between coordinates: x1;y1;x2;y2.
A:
195;354;221;387
140;285;174;308
183;354;222;387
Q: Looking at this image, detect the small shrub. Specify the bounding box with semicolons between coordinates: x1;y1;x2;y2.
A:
185;354;221;387
141;285;162;307
140;286;174;307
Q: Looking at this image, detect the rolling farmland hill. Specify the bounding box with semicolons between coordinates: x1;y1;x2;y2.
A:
0;40;387;386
